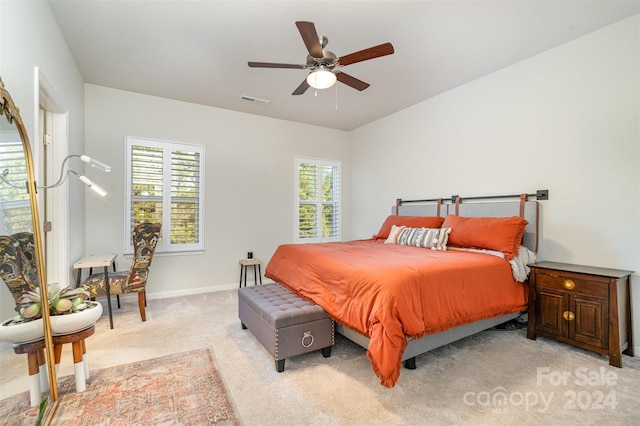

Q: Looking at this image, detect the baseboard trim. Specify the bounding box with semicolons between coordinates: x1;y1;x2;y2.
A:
147;283;237;300
106;279;276;302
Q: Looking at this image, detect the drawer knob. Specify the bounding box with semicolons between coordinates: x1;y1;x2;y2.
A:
563;311;575;321
563;279;576;290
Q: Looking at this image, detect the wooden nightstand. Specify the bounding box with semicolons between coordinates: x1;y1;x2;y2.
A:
527;261;634;368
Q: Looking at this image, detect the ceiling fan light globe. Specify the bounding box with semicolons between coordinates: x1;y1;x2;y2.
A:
307;69;336;89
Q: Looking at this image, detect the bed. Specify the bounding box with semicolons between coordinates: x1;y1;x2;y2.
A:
265;192;544;387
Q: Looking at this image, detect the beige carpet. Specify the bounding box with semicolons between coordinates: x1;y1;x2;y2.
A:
1;288;639;425
0;348;238;425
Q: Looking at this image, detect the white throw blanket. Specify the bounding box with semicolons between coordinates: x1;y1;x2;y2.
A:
448;245;539;282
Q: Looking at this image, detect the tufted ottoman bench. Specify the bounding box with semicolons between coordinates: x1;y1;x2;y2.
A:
238;283;334;372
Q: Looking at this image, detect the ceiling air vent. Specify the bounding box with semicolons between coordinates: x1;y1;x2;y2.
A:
240;95;270;106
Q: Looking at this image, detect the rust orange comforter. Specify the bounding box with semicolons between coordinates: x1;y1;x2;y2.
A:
264;239;527;387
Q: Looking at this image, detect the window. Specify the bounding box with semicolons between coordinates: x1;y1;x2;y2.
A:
125;137;204;253
0;139;31;234
295;157;341;242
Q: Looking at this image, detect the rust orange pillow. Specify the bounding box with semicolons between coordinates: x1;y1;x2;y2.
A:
442;214;528;260
374;215;444;239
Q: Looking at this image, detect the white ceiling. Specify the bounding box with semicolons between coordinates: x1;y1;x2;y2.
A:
47;1;639;131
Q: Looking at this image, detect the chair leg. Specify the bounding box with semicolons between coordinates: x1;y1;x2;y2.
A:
138;291;146;322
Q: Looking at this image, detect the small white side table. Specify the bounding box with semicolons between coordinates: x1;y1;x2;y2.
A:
239;259;263;288
74;253;117;329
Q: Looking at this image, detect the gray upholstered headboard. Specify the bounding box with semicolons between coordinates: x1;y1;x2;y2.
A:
393;203;446;218
393;197;540;252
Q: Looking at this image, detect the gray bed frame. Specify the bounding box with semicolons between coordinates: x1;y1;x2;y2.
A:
335;193;541;369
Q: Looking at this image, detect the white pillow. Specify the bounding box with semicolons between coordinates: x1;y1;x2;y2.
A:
384;225;406;244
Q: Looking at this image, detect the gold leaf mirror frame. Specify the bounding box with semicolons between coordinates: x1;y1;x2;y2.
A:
1;77;58;422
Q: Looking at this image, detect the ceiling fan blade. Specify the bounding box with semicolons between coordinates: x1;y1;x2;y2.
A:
337;43;395;67
295;21;323;58
248;61;306;69
292;79;310;95
336;72;370;91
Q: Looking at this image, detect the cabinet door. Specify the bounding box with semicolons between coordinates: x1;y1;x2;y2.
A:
570;294;608;349
537;287;567;338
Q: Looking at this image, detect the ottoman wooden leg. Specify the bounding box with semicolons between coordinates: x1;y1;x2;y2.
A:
275;359;285;373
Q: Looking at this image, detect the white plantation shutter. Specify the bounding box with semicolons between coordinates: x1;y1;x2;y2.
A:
0;140;31;234
295;157;341;242
130;145;164;226
125;137;204;253
298;162;317;238
321;163;340;238
170;150;201;245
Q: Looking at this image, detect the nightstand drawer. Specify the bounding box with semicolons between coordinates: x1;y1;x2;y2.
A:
535;271;608;299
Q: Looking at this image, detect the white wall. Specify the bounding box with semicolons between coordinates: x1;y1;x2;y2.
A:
0;0;85;320
84;85;350;296
3;1;637;356
349;16;640;352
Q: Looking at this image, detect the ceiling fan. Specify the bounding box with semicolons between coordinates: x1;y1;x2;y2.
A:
248;21;394;95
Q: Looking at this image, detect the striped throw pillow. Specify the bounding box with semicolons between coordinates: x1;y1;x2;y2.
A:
397;227;422;246
417;227;451;250
398;227;451;251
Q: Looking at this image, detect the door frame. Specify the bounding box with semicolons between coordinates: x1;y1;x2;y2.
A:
34;67;70;286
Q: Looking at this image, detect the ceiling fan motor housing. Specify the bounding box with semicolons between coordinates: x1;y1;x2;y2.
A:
306;48;337;70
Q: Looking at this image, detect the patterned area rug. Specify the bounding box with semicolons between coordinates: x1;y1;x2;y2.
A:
0;348;239;425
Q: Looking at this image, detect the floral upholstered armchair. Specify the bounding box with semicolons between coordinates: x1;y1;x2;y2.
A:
0;233;38;308
82;222;161;322
11;232;39;287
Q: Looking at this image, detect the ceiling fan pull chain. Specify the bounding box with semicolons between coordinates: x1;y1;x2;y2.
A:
335;82;339;110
